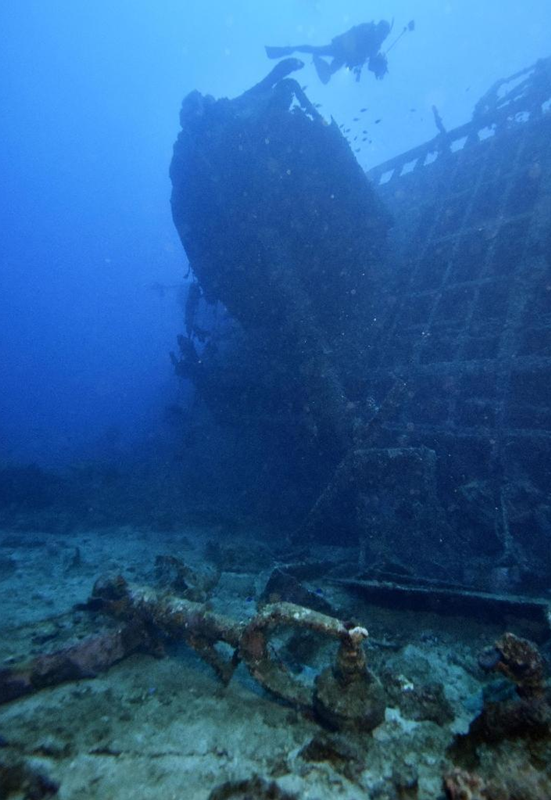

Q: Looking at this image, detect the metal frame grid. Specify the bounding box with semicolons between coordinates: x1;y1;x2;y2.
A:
366;60;551;464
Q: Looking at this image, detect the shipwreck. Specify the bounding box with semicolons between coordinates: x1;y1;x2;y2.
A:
169;56;551;596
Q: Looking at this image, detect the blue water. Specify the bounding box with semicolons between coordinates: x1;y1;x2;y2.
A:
1;5;551;796
1;0;549;465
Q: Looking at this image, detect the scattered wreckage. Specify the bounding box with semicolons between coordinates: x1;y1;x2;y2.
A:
1;558;550;799
0;570;386;735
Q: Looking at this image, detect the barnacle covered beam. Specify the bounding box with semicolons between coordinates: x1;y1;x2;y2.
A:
2;574;387;739
240;603;387;731
0;623;148;705
91;575;243;685
240;601;345;708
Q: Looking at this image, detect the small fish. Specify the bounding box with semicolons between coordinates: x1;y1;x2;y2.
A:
245;596;254;603
362;137;368;142
355;148;361;153
301;85;308;90
362;130;368;134
353;117;360;121
314;588;324;596
360;107;367;112
375;119;382;124
314;103;322;108
353;135;358;141
410;108;416;112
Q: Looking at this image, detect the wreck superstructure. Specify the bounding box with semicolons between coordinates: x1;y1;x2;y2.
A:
363;58;551;588
170;57;551;592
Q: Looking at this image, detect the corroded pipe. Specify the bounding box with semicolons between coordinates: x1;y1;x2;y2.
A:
3;574;386;736
92;575;243;685
239;601;346;708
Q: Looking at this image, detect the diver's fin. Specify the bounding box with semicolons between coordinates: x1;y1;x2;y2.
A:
265;45;296;59
313;55;332;85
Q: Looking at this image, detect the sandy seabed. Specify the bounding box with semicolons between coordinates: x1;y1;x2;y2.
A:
0;524;546;799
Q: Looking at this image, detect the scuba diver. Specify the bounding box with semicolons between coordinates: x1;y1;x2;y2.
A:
266;20;392;84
